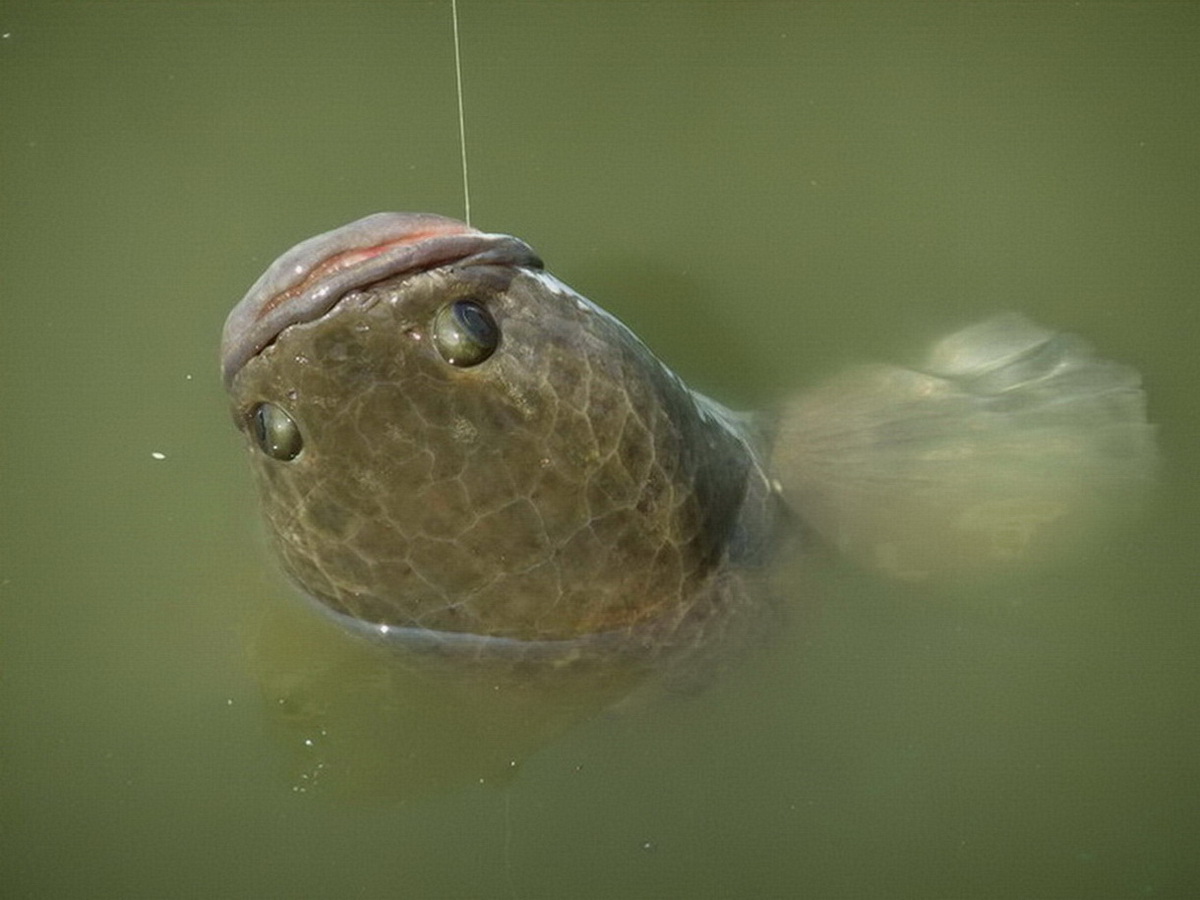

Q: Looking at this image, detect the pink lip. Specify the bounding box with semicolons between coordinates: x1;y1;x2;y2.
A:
253;218;480;322
221;212;540;386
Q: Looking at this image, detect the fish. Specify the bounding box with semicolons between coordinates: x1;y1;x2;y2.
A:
222;212;1155;674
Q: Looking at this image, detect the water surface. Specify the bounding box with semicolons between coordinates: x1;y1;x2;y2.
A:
2;2;1197;897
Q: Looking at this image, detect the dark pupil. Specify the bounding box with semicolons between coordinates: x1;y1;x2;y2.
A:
455;300;497;347
251;402;303;461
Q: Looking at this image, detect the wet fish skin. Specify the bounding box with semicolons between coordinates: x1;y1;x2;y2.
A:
226;216;779;665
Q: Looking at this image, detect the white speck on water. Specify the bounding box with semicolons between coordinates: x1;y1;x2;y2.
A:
151;451;166;460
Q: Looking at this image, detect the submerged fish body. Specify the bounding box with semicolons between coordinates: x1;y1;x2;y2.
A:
224;213;781;668
223;213;1154;669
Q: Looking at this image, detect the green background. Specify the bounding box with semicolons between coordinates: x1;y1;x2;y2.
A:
2;2;1197;897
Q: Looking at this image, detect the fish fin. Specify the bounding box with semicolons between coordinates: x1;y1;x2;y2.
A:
771;314;1156;580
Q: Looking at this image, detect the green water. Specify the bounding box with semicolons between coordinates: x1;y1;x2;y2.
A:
2;2;1197;897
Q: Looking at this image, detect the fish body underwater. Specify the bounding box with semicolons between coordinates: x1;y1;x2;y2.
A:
222;212;1155;675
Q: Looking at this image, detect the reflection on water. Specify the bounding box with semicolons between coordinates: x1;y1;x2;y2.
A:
242;308;1154;805
250;594;653;803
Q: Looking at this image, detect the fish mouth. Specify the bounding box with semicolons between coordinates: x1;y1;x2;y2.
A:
221;212;542;386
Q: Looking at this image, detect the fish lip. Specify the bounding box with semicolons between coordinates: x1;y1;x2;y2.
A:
220;212;542;387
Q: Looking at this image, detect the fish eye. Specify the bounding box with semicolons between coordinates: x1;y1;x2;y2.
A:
249;402;303;461
432;299;499;367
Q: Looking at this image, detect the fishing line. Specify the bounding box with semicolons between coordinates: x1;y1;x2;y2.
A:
451;0;471;225
503;787;519;899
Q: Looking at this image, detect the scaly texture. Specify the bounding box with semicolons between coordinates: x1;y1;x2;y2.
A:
230;262;777;664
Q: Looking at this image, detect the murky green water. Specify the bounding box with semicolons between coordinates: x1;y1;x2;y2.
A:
3;2;1197;897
